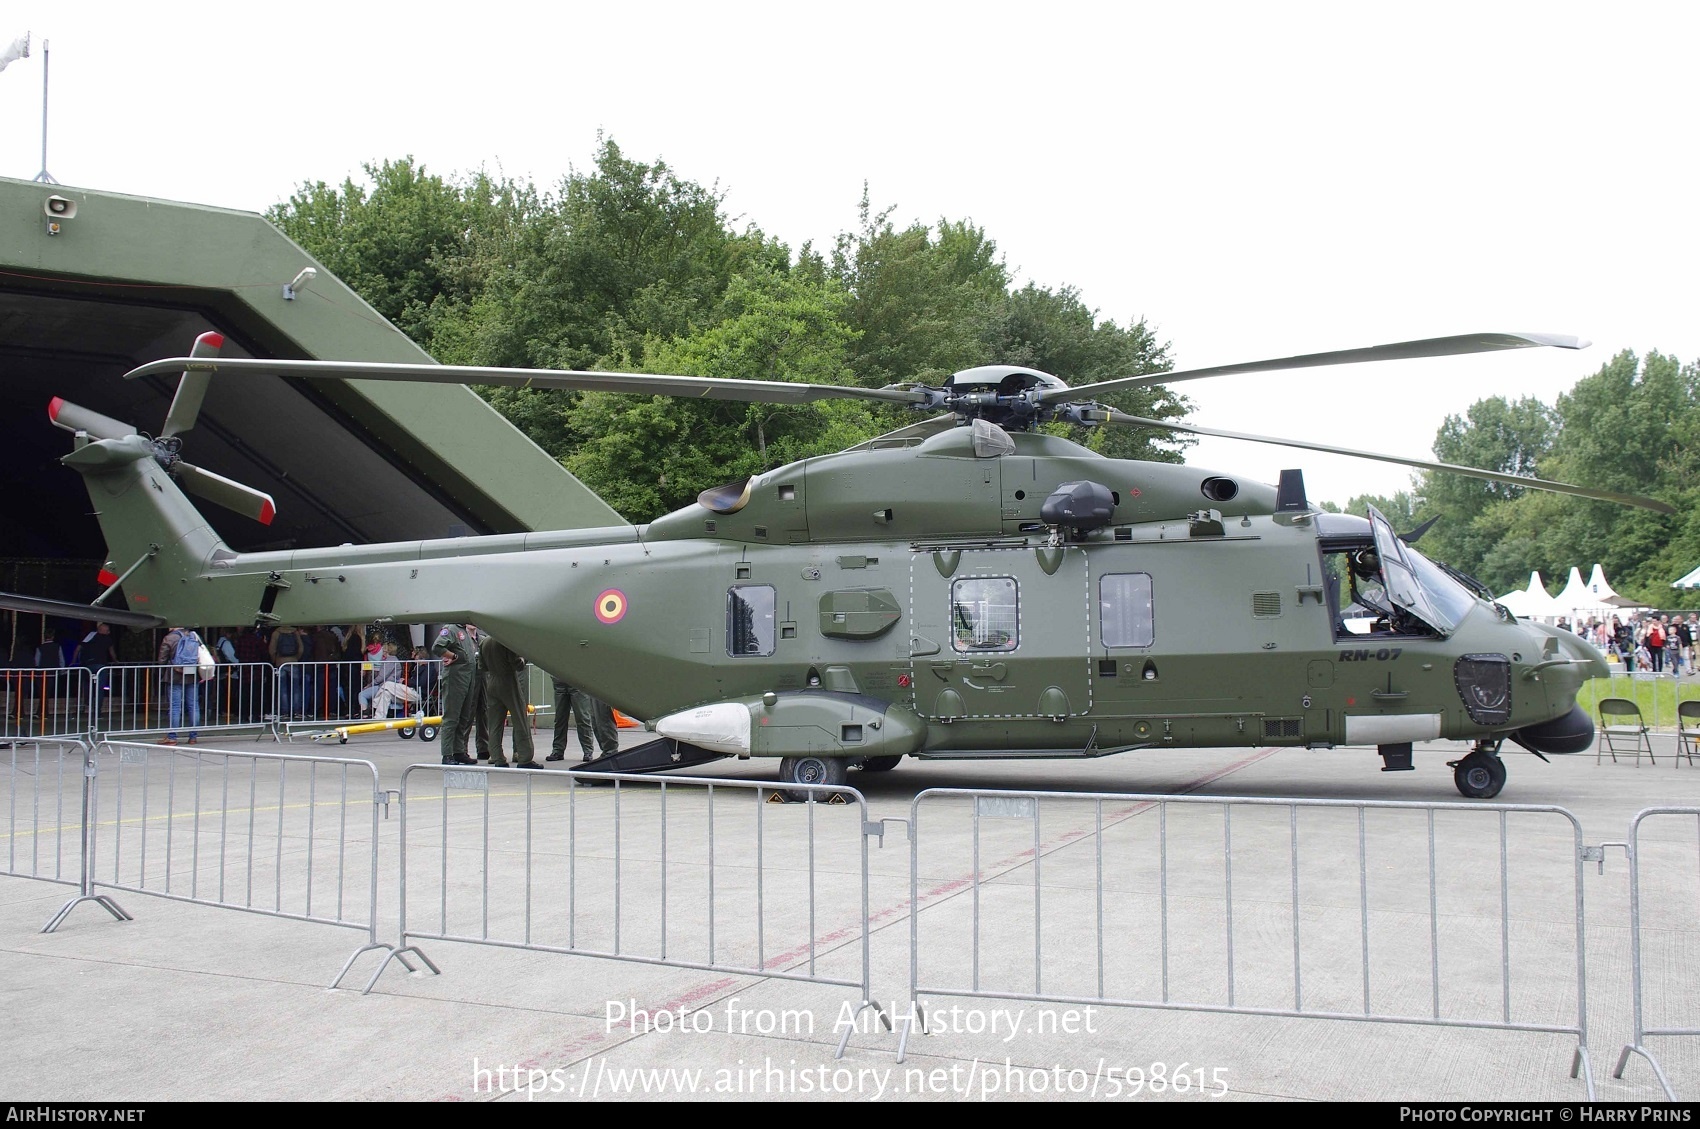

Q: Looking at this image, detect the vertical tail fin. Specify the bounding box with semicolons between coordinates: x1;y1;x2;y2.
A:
64;435;234;624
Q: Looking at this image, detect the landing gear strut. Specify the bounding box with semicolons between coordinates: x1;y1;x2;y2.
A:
1449;741;1507;799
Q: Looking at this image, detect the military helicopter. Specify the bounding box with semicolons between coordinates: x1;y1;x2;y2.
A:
27;331;1675;799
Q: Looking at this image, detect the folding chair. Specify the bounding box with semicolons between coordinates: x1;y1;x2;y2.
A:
1675;699;1700;768
1597;697;1656;765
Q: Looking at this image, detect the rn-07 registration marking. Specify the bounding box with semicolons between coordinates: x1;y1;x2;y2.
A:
1339;647;1403;661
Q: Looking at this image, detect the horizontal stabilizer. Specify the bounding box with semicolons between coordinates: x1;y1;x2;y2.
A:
48;398;135;440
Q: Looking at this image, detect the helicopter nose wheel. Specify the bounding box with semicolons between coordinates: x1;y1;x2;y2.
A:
779;754;848;803
1450;748;1507;799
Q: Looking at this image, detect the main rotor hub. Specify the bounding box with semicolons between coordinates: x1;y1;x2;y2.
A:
936;365;1089;430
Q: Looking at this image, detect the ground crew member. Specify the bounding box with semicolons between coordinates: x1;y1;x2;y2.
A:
430;623;479;765
479;634;541;768
546;678;619;762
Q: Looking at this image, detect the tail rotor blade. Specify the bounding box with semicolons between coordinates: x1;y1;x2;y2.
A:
160;331;225;438
174;461;276;525
47;397;136;440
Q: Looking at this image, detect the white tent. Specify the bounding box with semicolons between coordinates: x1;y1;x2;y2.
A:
1673;564;1700;590
1587;564;1620;602
1587;563;1650;613
1553;566;1619;624
1495;571;1561;620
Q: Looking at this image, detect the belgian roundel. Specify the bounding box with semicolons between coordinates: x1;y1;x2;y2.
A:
594;589;628;625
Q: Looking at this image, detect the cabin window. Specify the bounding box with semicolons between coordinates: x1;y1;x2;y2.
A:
727;585;777;656
1100;572;1155;647
951;576;1018;652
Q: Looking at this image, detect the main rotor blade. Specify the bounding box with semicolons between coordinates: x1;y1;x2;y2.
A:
124;356;929;409
0;591;165;629
160;331;226;438
1042;332;1589;405
47;397;135;440
175;462;277;525
1101;409;1676;514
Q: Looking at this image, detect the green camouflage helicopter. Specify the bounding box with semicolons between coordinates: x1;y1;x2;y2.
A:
33;332;1674;798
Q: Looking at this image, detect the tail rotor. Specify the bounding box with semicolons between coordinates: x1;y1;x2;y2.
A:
47;330;276;525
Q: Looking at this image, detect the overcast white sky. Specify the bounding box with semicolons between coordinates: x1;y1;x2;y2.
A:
4;2;1697;507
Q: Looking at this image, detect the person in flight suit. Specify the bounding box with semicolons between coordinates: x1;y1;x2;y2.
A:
464;625;494;760
430;623;479;765
546;678;620;762
479;633;542;768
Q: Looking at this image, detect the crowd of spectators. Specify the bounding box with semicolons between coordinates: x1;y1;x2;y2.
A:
1559;611;1698;675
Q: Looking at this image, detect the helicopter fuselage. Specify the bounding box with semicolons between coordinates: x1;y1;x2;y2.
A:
84;426;1605;782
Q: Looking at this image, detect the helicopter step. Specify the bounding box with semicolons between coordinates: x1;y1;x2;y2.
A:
916;744;1143;760
569;736;729;777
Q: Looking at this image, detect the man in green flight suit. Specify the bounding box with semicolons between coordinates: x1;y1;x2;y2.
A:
430;622;479;765
546;677;619;762
480;633;543;769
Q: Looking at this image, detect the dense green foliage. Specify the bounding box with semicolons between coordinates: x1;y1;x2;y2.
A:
1339;351;1696;604
269;142;1188;521
270;142;1691;601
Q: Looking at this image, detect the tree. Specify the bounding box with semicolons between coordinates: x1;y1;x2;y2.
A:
985;283;1190;462
1414;395;1556;587
563;267;874;520
470;136;773;373
267;158;532;357
1340;490;1422;533
1412;352;1690;601
832;193;1010;389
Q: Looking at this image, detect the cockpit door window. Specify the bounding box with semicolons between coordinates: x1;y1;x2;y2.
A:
1368;505;1453;635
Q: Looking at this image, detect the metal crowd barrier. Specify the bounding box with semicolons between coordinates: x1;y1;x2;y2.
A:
1582;673;1700;732
73;739;409;986
95;662;279;743
2;739;135;936
367;765;887;1055
86;659;444;744
1612;806;1700;1099
276;659;441;739
901;788;1596;1096
1;666;94;746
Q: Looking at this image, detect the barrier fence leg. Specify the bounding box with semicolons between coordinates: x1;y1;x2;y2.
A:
834;819;892;1058
41;747;131;933
331;782;426;990
1613;1045;1677;1101
344;779;436;993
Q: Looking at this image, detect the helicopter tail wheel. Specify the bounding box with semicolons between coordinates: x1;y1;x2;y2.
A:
1452;751;1506;799
860;755;903;773
780;754;848;803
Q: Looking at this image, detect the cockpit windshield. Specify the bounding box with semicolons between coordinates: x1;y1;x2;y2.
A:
1402;543;1478;633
